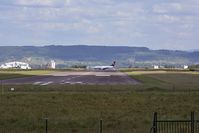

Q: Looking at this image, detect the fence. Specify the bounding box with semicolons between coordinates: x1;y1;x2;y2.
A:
150;112;199;133
0;118;141;133
0;118;100;133
3;113;199;133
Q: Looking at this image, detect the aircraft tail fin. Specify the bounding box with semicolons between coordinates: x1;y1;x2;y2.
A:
111;61;116;66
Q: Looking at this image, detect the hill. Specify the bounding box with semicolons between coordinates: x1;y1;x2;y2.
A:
0;45;198;68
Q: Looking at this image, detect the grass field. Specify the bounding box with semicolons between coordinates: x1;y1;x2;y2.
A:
128;71;199;91
0;69;88;80
0;70;55;80
0;70;199;133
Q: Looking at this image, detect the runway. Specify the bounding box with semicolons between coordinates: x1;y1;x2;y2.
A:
2;71;139;85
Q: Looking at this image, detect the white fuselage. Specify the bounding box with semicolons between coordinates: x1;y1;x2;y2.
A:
93;65;115;70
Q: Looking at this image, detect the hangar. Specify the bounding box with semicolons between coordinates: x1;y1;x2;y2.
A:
0;61;31;69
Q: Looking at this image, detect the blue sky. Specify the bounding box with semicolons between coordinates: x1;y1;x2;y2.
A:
0;0;199;50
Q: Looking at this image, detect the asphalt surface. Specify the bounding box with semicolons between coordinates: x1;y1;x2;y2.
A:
2;71;139;85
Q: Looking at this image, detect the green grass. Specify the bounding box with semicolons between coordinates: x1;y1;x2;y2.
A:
0;69;88;80
0;70;55;80
0;90;199;133
0;70;199;132
127;71;199;91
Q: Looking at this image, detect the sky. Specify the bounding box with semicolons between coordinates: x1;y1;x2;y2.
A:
0;0;199;50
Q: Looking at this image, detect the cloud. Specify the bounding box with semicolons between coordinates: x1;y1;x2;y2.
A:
153;3;183;13
153;2;199;15
156;14;181;23
15;0;71;7
0;0;198;50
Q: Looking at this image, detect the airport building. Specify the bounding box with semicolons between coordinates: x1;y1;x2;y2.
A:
183;65;189;69
153;65;159;69
50;60;56;69
0;61;31;69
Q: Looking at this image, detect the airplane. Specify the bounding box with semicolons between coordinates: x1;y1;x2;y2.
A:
91;61;116;70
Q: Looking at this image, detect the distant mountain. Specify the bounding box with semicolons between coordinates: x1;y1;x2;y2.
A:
0;45;198;68
188;49;199;52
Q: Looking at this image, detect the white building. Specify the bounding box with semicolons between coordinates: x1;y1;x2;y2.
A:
50;60;56;69
183;65;189;69
153;65;159;69
0;61;31;69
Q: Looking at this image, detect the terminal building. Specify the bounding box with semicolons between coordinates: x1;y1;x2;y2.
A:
46;60;56;69
0;61;31;69
50;60;56;69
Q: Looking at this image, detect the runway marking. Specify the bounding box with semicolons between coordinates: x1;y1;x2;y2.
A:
75;81;83;84
65;75;82;81
64;81;71;84
95;75;110;77
61;81;84;85
69;82;84;84
40;82;53;86
33;82;42;85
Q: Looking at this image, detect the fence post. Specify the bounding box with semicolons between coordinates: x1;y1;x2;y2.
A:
99;119;102;133
45;118;48;133
153;112;157;133
191;112;195;133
